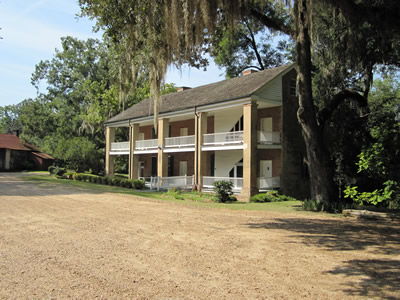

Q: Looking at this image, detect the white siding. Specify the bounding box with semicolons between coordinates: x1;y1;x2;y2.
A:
214;150;243;177
257;76;282;101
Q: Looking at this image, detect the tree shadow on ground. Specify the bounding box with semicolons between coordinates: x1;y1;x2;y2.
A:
326;259;400;299
245;218;400;298
245;218;400;255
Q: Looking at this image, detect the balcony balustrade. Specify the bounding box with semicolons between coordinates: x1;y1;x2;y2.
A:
164;135;195;148
257;176;280;189
203;131;244;146
110;142;129;152
257;131;281;144
135;139;158;150
141;175;194;190
111;130;280;154
202;176;243;189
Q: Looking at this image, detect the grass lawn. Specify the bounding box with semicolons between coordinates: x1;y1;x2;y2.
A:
23;173;336;215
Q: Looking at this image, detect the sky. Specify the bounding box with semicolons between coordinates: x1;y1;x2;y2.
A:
0;0;224;107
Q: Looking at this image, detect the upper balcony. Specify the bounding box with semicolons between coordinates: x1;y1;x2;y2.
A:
109;130;281;155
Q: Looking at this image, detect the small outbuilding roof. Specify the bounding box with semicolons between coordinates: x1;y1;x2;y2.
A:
106;63;295;125
0;134;53;159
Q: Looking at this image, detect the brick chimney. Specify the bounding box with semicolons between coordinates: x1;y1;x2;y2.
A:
242;69;258;76
177;86;191;92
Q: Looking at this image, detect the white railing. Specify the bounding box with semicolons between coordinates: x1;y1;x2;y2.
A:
165;135;195;148
111;142;129;152
257;131;281;144
203;176;243;189
146;175;194;190
257;176;280;189
135;139;158;150
203;131;243;146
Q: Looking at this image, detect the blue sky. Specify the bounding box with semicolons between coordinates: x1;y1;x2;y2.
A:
0;0;224;107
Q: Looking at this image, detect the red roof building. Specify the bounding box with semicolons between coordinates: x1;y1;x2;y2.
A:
0;134;54;171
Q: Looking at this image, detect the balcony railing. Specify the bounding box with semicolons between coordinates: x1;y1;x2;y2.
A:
110;142;129;152
203;131;243;146
143;175;194;190
257;131;281;144
203;176;243;189
257;176;280;189
165;135;195;148
135;139;158;150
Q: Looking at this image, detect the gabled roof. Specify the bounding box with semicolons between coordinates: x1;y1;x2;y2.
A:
106;63;295;125
0;134;31;151
32;152;54;160
0;134;54;159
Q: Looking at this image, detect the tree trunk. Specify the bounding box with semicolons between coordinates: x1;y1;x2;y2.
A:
295;0;337;211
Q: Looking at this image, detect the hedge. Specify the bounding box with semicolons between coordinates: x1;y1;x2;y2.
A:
70;173;145;190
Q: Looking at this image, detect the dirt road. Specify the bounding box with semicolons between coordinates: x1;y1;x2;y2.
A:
0;173;399;299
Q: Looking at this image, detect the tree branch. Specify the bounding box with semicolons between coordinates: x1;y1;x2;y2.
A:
244;21;265;70
249;8;293;37
317;89;368;126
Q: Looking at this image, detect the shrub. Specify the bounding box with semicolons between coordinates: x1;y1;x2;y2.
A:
104;176;111;185
213;180;235;203
63;172;75;179
48;166;56;174
250;191;297;203
302;199;323;211
54;167;66;176
131;179;145;190
111;177;122;186
120;179;131;188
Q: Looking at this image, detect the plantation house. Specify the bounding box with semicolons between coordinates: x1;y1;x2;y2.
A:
105;63;310;199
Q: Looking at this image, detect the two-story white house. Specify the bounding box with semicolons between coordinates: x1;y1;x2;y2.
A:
104;63;310;200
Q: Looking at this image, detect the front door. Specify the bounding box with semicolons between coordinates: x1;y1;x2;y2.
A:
179;161;187;176
260;117;272;132
260;160;272;178
151;156;157;176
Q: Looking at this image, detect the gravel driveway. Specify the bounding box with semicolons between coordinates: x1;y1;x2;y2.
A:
0;173;399;299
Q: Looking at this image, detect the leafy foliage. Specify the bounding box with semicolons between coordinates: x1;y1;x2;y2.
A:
53;137;103;173
250;190;296;203
213;180;236;203
0;104;22;134
344;180;398;208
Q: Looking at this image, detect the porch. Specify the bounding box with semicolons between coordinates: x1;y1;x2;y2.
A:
139;175;280;192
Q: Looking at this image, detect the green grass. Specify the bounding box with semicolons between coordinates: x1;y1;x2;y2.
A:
23;174;165;200
22;174;334;215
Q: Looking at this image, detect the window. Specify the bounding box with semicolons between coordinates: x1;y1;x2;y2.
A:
138;132;145;140
180;127;188;136
289;78;297;97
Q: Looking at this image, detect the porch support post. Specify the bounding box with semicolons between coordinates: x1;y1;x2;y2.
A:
195;112;207;190
105;126;115;176
157;118;169;178
129;123;140;179
241;101;258;198
5;149;11;170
